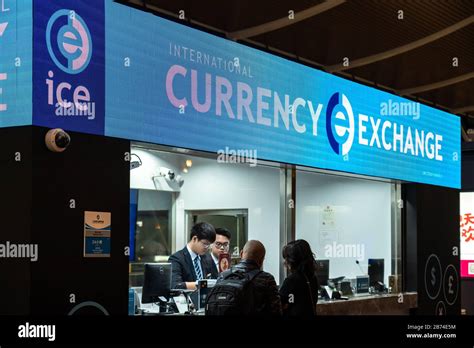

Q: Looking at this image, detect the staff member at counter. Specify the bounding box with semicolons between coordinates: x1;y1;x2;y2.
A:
168;222;216;290
206;227;232;275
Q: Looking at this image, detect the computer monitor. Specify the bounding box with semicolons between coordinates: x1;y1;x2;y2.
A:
368;258;384;287
315;259;330;286
141;263;172;304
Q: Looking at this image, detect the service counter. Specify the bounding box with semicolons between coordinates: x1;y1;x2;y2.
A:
133;291;418;316
317;292;417;315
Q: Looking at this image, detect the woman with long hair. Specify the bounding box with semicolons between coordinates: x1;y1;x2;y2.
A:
280;239;319;316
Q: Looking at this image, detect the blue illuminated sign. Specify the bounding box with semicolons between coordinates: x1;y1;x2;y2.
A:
33;0;105;135
104;1;460;188
2;0;461;188
0;0;32;127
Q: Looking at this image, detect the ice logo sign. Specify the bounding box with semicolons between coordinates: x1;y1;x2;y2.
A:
326;92;355;156
46;9;92;74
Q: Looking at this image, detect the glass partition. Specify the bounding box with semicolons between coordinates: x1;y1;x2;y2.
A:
128;142;403;303
129;144;282;286
295;168;402;295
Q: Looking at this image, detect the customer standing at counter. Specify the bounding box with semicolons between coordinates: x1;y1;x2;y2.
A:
280;240;319;316
168;222;216;290
207;240;281;315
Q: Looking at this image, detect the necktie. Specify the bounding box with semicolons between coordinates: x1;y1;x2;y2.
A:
193;256;203;280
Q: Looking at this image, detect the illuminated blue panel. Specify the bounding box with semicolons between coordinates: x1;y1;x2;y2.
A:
103;1;457;188
32;0;105;134
0;0;32;127
104;0;460;188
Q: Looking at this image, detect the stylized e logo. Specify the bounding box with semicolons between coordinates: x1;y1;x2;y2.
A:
46;9;92;74
326;92;355;156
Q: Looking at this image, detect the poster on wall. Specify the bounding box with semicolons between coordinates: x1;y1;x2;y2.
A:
319;205;339;247
460;192;474;278
84;211;111;258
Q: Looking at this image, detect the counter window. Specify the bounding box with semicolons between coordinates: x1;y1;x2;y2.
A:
130;145;282;283
129;143;402;295
295;168;402;294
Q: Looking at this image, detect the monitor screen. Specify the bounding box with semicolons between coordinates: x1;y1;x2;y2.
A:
316;259;330;286
141;263;172;304
368;259;385;286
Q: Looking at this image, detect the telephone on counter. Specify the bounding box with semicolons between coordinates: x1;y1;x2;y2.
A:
321;285;342;300
374;281;388;293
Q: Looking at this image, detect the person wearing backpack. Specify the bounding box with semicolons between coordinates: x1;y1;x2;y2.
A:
206;240;281;316
279;239;319;316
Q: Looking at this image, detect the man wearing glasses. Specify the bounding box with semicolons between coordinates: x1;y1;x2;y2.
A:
168;222;216;290
208;228;232;276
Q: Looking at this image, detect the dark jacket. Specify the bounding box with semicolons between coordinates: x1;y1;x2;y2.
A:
217;259;282;315
202;253;219;279
168;247;215;289
279;271;319;316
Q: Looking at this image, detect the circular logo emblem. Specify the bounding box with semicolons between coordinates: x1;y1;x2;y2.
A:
443;264;459;305
326;92;355;156
46;9;92;74
424;254;442;300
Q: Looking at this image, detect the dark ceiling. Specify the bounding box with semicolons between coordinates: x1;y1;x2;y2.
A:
121;0;474;141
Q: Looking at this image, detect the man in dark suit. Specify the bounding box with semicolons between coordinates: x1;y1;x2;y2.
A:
168;222;216;290
204;227;232;276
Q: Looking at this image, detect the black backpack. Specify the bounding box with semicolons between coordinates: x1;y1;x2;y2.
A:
205;268;262;315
